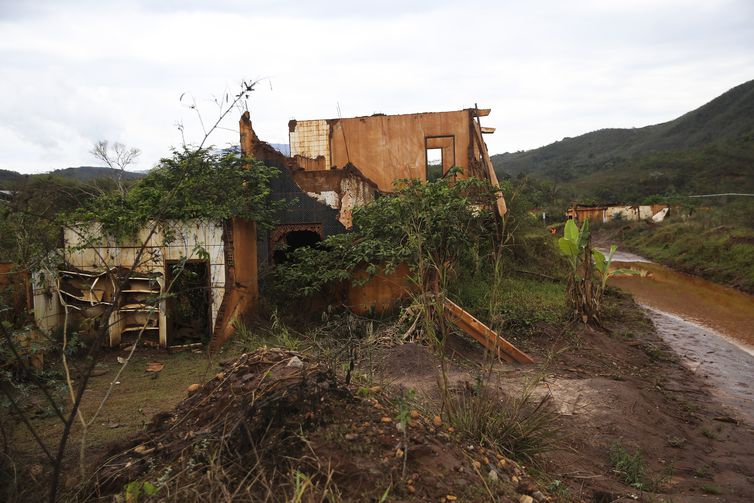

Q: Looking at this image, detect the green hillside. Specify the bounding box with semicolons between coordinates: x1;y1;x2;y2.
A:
48;166;146;182
492;80;754;202
0;169;26;189
0;166;145;189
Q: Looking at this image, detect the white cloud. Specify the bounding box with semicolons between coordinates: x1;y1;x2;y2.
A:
0;0;752;173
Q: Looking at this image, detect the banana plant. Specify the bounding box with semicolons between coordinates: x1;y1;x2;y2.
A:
558;219;590;273
592;245;639;294
557;219;636;326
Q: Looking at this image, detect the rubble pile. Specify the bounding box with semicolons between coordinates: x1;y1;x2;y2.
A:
82;348;550;502
85;348;341;497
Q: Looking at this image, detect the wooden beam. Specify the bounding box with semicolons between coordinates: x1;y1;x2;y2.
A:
473;121;507;217
481;127;496;134
472;108;491;117
443;298;534;364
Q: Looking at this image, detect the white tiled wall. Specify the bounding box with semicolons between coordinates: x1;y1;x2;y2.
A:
289;119;330;167
61;220;226;332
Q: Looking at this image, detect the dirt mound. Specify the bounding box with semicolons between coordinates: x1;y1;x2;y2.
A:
380;342;439;378
80;348;547;502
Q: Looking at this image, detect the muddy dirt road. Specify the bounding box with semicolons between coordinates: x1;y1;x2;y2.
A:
607;249;754;424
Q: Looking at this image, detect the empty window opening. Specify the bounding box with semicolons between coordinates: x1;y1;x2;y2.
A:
426;148;443;182
425;136;455;182
166;260;211;346
273;230;322;264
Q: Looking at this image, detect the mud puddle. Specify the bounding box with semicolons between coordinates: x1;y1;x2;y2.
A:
605;251;754;423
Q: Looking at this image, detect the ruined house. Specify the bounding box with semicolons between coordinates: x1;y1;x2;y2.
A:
33;106;511;352
32;219;257;349
243;107;506;265
566;203;669;224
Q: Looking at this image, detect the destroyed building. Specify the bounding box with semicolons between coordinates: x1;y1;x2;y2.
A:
32;220;254;349
243;107;505;263
566;203;669;223
33;106;509;351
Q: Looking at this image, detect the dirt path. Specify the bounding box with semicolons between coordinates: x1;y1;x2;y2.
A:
518;295;754;502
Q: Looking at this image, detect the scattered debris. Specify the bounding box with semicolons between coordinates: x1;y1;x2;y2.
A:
82;348;547;502
145;362;164;373
444;298;534;363
286;355;303;368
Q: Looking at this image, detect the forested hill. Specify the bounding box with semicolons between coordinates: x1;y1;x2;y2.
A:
0;169;25;188
491;80;754;202
0;166;145;189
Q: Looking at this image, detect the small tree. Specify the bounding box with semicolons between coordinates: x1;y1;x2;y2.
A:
90;140;141;195
558;219;635;325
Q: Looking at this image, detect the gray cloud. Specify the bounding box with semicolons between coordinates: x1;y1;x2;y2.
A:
1;0;752;173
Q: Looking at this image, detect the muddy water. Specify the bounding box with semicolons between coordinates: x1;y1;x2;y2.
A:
606;251;754;423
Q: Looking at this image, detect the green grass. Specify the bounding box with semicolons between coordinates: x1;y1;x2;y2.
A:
701;483;723;495
609;442;648;489
442;372;560;463
452;273;566;336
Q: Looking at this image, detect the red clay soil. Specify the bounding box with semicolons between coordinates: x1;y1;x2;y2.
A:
360;293;754;502
512;292;754;502
80;348;547;502
72;292;754;502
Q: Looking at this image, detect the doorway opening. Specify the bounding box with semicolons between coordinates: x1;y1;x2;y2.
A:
166;260;211;346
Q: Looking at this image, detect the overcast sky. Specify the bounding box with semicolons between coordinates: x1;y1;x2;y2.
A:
1;0;752;174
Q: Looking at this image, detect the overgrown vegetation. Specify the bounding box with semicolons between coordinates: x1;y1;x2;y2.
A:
69;148;283;241
268;175;498;300
443;365;559;464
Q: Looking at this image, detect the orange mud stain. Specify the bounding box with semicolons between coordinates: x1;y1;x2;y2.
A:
611;261;754;351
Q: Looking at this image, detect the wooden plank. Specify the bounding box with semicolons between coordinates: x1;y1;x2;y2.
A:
473;121;508;217
481;127;496;134
443;298;534;364
472;108;491;117
444;307;513;362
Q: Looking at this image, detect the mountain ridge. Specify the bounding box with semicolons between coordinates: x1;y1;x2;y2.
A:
0;166;146;189
492;80;754;202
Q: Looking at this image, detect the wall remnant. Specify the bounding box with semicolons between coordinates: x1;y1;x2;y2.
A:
567;203;670;224
33;220;233;349
240;106;506;319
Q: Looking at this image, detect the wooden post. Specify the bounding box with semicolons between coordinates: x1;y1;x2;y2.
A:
472;105;507;217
